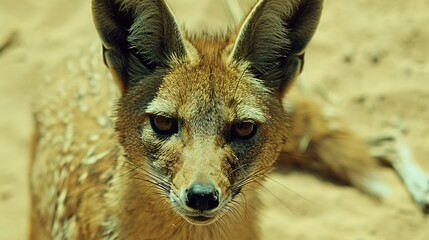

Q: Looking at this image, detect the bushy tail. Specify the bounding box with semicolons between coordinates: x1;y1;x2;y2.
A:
279;93;389;198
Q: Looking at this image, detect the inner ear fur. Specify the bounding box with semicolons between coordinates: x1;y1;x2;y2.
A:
230;0;323;94
92;0;189;93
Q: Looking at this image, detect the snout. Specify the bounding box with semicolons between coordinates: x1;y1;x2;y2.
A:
169;139;233;225
185;183;219;211
171;182;224;225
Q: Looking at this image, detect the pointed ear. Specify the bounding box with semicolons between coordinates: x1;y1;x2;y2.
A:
229;0;323;94
92;0;189;93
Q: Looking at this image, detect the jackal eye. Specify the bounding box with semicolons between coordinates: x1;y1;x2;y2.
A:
150;115;178;135
231;121;257;139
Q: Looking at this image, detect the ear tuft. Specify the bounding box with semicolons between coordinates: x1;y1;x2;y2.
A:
230;0;323;93
92;0;189;92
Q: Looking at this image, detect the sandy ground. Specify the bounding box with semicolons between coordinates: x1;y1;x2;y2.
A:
1;0;428;239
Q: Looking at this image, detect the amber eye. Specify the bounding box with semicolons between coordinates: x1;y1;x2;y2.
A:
150;115;178;135
231;121;257;139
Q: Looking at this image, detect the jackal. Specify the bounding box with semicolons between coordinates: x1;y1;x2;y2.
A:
30;0;390;239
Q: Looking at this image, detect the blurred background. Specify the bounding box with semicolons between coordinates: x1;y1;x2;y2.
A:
0;0;428;239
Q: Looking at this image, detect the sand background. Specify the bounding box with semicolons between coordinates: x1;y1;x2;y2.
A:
0;0;428;239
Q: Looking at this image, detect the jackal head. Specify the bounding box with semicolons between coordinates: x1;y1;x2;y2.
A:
93;0;322;225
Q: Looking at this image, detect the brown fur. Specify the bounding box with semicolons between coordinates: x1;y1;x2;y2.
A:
280;93;385;196
30;0;386;239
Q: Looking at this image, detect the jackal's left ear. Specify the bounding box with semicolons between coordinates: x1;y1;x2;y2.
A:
229;0;323;94
92;0;189;93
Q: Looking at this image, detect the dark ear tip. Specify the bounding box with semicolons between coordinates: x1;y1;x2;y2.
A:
92;0;113;44
285;0;323;53
230;0;324;93
92;0;130;49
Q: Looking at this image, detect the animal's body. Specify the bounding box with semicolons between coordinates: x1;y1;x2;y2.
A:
30;0;388;239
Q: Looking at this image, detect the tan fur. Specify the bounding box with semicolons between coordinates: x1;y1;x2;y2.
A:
279;92;386;196
30;0;386;239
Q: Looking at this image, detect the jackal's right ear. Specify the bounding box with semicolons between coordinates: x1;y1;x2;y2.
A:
229;0;323;95
92;0;189;93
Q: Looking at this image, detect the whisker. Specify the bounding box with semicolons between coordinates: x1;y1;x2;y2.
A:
265;174;318;206
255;179;301;218
230;62;251;106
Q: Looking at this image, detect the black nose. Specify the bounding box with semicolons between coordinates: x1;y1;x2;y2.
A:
185;183;219;211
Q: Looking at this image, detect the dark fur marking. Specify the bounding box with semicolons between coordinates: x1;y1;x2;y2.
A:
232;0;322;92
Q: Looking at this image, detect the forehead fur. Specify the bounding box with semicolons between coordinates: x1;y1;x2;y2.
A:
145;35;272;124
